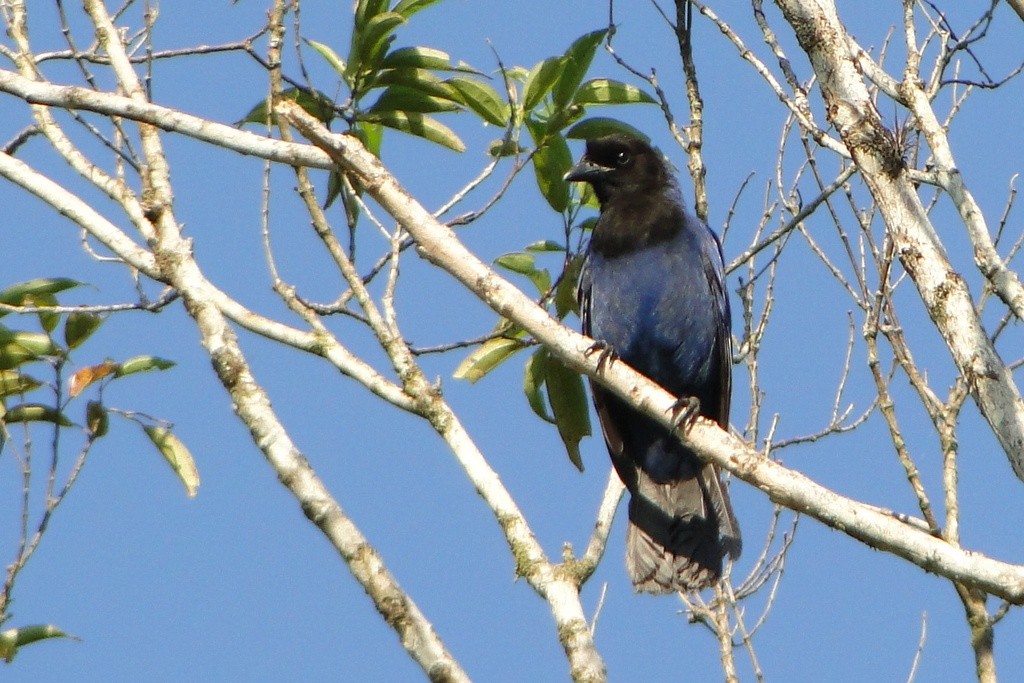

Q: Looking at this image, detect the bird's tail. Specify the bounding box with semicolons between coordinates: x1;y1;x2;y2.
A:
625;464;741;593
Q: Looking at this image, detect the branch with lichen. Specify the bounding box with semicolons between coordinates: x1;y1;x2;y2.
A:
277;99;1024;605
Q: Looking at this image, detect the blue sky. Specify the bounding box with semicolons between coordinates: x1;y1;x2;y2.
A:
3;1;1024;681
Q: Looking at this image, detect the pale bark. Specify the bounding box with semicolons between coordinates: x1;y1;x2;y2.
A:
279;100;1024;605
774;0;1024;482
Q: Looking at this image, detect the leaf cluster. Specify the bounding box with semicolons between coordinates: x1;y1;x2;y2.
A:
0;279;199;662
451;29;655;470
241;6;656;471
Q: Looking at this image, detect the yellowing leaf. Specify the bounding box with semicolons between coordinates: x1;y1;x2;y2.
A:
453;337;524;383
144;426;200;498
69;361;117;398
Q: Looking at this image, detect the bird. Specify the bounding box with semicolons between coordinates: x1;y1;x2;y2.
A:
565;134;741;593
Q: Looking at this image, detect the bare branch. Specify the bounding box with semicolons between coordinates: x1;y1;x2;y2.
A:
69;2;471;678
775;0;1024;483
0;69;335;170
1008;0;1024;23
278;100;1024;604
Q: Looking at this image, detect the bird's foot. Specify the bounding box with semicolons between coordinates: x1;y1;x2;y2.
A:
584;340;618;374
669;395;701;432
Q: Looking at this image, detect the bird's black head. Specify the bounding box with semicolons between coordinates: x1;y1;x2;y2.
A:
564;134;672;206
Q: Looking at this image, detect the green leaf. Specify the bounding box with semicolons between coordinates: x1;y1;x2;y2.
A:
38;312;60;334
355;0;390;29
545;356;591;471
0;330;59;368
324;170;344;211
573;78;657;106
0;625;74;663
543;103;586;136
523;347;554;423
3;403;73;427
237;88;335;126
524;240;565;252
115;355;176;377
488;138;526;158
393;0;443;19
0;343;37;370
494;252;536;274
527;121;572;212
552;29;608;106
368;86;461;114
0;278;81;309
355;12;407;70
444;77;509;127
17;291;61;333
566;117;651;142
453;337;524;383
555;254;584;318
504;66;531;82
144;426;200;498
523;56;565;111
0;279;80;325
381;47;451;71
0;370;42;397
354;120;385;157
306;39;347;80
494;252;550;295
370;68;457;99
285;89;336;124
363;111;465;152
0;329;56;353
64;312;103;349
86;400;109;438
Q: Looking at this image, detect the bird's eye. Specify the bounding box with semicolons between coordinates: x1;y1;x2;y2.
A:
615;150;631;166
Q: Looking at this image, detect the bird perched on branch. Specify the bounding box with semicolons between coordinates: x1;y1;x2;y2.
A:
566;134;741;593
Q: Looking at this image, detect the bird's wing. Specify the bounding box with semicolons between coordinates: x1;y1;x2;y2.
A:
702;227;732;427
698;225;742;558
577;254;637;492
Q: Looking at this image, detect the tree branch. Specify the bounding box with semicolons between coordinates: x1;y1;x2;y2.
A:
773;0;1024;483
0;69;334;170
277;99;1024;605
71;3;470;678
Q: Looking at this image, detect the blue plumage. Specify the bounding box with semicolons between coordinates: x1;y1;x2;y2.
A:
567;135;740;592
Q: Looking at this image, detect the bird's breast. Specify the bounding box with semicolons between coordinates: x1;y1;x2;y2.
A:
586;236;718;393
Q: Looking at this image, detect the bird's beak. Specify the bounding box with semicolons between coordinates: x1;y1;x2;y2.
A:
564;157;608;183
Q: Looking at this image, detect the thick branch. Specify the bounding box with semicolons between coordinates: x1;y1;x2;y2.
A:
278;100;1024;604
0;69;334;170
774;0;1024;482
71;3;469;678
901;79;1024;319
